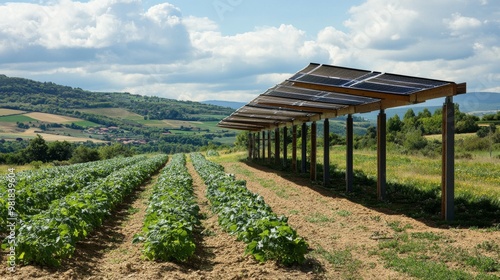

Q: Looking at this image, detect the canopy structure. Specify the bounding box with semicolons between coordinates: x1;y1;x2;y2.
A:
218;63;466;221
219;63;466;130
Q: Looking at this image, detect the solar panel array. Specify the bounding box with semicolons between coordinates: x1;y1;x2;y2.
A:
218;63;464;131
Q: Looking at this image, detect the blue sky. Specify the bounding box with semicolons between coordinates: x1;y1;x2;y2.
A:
0;0;499;104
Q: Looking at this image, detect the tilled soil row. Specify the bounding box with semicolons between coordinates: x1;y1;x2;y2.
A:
3;157;320;280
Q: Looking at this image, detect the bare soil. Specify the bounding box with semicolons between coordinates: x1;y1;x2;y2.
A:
2;157;499;279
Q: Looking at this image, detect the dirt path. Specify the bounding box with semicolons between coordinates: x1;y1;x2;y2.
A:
220;161;500;280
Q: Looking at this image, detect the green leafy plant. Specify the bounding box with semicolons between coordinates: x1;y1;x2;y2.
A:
135;153;200;262
10;154;167;266
190;153;308;265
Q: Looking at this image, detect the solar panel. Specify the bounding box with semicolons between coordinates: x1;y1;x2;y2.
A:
310;64;371;80
294;74;350;86
352;82;417;95
217;63;463;131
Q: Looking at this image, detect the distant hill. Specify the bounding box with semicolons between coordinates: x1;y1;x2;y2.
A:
358;92;500;121
0;74;238;151
202;100;246;110
0;74;234;121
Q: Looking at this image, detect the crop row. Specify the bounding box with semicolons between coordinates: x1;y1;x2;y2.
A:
135;153;200;261
190;153;308;265
0;155;147;232
10;154;168;266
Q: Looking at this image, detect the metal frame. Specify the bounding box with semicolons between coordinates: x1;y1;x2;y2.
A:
223;63;465;221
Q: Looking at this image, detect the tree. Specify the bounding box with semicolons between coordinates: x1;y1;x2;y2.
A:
47;141;73;161
403;129;428;151
25;134;49;162
387;114;403;133
70;146;100;163
99;143;133;159
234;131;249;149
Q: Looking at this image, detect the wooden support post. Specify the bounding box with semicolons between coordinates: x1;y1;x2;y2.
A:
283;126;288;168
267;130;272;162
248;132;252;159
262;131;266;159
442;96;455;221
346;114;354;192
377;110;387;200
255;132;260;159
323;118;330;187
292;125;297;172
311;121;317;181
301;123;307;173
275;127;280;166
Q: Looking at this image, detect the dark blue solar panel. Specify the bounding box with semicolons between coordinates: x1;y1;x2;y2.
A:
352;82;417;95
294;74;350;86
379;74;449;87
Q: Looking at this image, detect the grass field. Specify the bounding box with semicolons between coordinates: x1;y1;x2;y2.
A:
78;108;144;120
0;115;37;122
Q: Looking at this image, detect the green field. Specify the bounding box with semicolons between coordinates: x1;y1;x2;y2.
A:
78;108;144;120
71;120;101;128
0;114;37;122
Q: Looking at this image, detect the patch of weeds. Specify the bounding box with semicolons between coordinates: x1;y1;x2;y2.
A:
127;207;140;215
410;232;444;241
379;252;475;280
477;241;500;254
370;215;381;222
201;229;216;237
387;221;413;232
336;210;352;217
314;246;362;279
289;209;299;215
356;225;368;231
466;255;500;272
305;212;335;223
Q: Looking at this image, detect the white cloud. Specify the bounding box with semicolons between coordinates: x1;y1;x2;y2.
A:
0;0;499;104
444;13;482;36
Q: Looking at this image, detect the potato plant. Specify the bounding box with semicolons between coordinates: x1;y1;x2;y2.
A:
190;153;308;265
135;153;200;262
10;154;167;266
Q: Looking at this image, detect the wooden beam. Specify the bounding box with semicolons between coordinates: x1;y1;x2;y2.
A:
412;84;457;103
292;81;412;102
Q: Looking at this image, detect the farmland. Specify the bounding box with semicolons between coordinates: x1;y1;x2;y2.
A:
1;150;499;279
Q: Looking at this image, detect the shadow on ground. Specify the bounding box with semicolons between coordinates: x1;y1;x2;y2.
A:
243;158;500;229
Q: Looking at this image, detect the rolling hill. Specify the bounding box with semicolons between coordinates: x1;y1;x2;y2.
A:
0;74;238;151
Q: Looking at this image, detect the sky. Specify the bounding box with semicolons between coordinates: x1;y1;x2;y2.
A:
0;0;499;104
